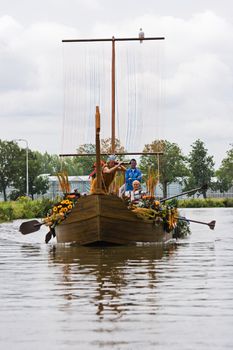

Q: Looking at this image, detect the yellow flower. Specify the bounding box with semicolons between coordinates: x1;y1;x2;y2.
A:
68;204;73;210
53;206;58;212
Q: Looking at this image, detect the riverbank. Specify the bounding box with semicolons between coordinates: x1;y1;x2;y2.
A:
178;197;233;208
0;196;55;223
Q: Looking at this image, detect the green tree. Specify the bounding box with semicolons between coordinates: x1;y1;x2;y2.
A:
215;145;233;192
59;156;83;176
76;138;126;175
35;152;61;175
100;138;125;155
30;174;49;200
76;143;96;175
184;139;215;198
36;151;84;176
140;140;188;197
0;140;23;201
12;150;49;200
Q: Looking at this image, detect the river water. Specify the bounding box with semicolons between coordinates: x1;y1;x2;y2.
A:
0;208;232;350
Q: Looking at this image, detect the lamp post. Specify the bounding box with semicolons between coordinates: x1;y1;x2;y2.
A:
14;139;29;197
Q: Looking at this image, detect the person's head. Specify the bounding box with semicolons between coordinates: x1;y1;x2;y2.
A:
93;160;105;168
107;155;116;168
130;158;137;169
132;180;140;190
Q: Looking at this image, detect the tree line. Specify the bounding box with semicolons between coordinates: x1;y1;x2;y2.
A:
0;138;232;201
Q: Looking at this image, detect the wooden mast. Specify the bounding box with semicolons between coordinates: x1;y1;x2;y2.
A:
111;36;116;155
95;106;102;193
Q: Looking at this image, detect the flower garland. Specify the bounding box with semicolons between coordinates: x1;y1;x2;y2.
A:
43;194;78;228
125;196;179;233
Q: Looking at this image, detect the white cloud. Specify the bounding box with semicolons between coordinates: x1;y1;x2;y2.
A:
0;6;232;167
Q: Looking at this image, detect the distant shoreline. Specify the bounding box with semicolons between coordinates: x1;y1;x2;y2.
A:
177;197;233;208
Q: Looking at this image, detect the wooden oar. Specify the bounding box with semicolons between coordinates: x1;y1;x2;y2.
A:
177;217;216;230
160;184;207;203
19;220;45;235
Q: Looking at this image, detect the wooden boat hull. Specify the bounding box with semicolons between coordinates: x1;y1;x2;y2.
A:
55;194;173;245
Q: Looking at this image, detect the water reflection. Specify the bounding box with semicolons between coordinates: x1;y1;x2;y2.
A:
20;244;42;257
48;244;177;318
1;209;233;349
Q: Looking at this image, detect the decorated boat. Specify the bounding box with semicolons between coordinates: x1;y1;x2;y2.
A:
19;34;216;244
55;34;175;245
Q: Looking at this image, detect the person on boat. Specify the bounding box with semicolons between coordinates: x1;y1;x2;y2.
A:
89;160;106;193
125;159;142;191
90;155;126;194
126;179;145;204
89;160;106;180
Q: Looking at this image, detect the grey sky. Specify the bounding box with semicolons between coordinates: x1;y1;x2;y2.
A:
0;0;232;167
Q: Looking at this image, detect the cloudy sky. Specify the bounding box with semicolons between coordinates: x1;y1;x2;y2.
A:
0;0;232;167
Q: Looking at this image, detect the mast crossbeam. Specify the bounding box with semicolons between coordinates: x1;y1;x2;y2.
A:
62;37;165;43
59;152;164;157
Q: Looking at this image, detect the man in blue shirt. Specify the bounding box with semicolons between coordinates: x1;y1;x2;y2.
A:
125;159;142;191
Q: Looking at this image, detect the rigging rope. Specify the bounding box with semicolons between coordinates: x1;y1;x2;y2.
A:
61;40;164;155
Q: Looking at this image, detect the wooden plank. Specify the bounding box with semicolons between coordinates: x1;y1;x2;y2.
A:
56;216;99;244
99;216;166;244
55;194;172;245
63;195;99;223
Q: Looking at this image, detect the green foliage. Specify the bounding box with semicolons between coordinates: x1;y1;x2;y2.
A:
0;138;232;204
75;143;96;175
60;157;83;176
0;197;58;223
0;203;14;221
100;138;125;156
37;197;59;217
0;140;24;201
31;175;49;199
34;152;61;175
173;219;191;239
11;149;49;200
183;139;215;198
16;196;57;218
166;198;179;207
42;194;80;228
8;190;23;201
178;197;233;208
215;144;233;192
75;138;126;175
222;198;233;207
140;140;188;197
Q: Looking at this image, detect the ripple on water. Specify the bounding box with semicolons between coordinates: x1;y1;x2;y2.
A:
0;209;233;349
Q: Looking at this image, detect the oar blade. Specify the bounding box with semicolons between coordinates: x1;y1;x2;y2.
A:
19;220;42;235
208;220;216;230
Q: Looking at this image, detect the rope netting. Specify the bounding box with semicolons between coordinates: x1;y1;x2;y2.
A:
61;39;164;155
